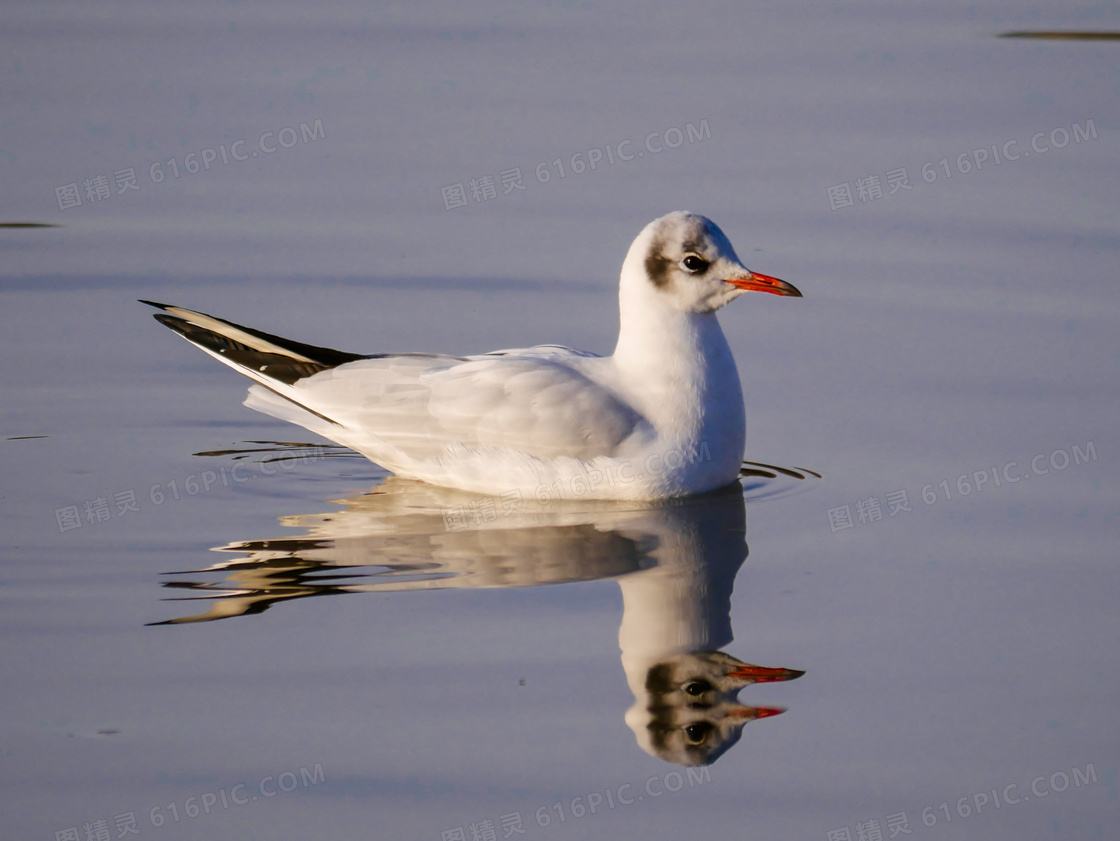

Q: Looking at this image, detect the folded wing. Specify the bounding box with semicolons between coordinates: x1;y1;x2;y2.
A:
296;352;645;464
145;302;647;474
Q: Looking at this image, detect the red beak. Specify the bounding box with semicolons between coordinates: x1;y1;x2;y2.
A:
725;271;802;297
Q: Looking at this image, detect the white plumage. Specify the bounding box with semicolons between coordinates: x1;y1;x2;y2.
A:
145;211;801;500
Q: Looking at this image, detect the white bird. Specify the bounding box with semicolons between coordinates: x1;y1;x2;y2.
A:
144;211;801;500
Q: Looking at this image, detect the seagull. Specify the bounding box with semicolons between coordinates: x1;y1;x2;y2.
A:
143;211;801;500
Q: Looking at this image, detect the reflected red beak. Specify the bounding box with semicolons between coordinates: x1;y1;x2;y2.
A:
727;664;806;683
727;705;786;720
725;271;802;297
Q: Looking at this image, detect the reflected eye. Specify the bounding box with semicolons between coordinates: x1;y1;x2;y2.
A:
681;254;709;273
684;722;713;744
683;680;711;696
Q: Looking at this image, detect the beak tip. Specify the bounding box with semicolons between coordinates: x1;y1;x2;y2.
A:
727;271;803;298
754;706;785;719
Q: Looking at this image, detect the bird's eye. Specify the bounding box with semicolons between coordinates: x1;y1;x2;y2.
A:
684;722;713;744
683;680;711;696
681;254;709;273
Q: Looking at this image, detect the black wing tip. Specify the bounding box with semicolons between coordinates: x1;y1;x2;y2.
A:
152;312;189;334
143;300;370;375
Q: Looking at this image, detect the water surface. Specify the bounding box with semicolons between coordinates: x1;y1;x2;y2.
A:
2;2;1118;839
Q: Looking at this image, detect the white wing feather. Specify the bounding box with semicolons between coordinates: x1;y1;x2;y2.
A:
243;347;650;483
288;351;645;461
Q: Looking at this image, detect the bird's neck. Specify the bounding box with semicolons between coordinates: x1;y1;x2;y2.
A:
617;554;735;670
611;286;744;436
616;500;746;693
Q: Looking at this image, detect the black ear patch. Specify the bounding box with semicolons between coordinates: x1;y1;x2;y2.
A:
645;662;676;697
644;235;674;288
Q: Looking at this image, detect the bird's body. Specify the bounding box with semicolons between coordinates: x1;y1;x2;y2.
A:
145;212;800;500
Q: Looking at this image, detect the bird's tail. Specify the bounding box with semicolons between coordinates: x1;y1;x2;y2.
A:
142;300;376;433
142;301;440;476
141;300;368;387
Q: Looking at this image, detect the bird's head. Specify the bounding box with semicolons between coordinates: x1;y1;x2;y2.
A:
623;211;801;314
627;651;805;766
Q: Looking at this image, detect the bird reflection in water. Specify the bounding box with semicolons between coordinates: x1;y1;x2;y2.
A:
152;455;812;765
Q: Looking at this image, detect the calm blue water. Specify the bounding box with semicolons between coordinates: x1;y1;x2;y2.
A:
3;3;1118;839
